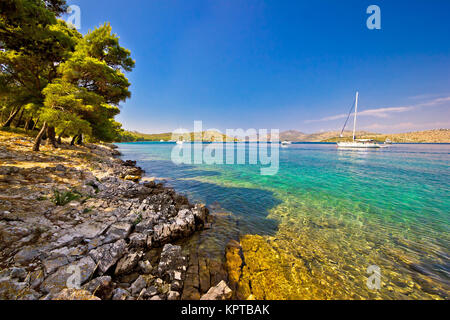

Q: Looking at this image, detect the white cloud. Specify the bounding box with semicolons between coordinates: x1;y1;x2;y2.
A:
409;93;450;100
416;96;450;107
305;96;450;123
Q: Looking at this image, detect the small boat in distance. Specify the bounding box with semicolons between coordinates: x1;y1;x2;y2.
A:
176;140;184;145
337;92;381;149
281;141;292;145
384;139;392;145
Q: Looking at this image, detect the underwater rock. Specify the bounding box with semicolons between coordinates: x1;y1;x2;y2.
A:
225;239;244;298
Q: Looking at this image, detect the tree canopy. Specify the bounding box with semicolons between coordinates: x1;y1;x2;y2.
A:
1;0;135;150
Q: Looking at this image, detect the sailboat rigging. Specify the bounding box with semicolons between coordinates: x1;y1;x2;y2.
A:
336;92;381;148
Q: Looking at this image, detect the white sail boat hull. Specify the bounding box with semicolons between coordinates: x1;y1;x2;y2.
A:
337;141;381;148
336;91;382;149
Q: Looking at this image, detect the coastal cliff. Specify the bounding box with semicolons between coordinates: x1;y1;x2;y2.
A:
0;130;230;300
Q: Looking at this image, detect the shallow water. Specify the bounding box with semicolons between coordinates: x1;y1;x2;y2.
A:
117;142;450;299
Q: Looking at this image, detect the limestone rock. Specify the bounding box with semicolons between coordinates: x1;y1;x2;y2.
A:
27;269;45;289
114;251;141;275
171;280;182;292
167;290;180;300
43;256;70;274
112;288;130;300
0;133;210;301
0;267;27;281
157;244;185;280
104;222;132;242
146;285;158;297
53;233;84;248
130;275;147;296
81;276;112;299
53;288;100;300
40;256;97;293
73;221;109;239
0;278;27;299
129;233;147;248
200;280;232;300
138;260;153;274
124;175;141;182
89;239;127;273
14;246;41;265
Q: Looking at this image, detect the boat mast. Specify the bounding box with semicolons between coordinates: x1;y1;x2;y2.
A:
352;91;359;141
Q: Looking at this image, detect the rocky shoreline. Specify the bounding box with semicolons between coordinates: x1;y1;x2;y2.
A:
0;131;232;300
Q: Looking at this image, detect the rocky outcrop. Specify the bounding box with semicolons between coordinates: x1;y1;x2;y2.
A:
89;240;128;274
200;280;233;300
53;288;100;300
0;133;211;300
40;256;97;293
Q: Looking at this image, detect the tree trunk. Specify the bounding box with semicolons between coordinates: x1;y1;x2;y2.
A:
24;117;34;131
71;135;78;146
2;107;21;128
32;116;40;130
15;108;25;128
33;122;48;152
46;126;58;148
57;128;65;145
76;133;83;145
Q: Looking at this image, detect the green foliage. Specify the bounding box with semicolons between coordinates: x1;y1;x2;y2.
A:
1;1;135;147
133;213;143;226
50;23;135;142
0;0;70;55
83;23;135;72
1;1;81;133
40;108;92;136
82;207;92;214
116;130;142;142
51;189;81;206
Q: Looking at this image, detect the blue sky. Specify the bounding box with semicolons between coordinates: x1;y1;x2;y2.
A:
65;0;450;133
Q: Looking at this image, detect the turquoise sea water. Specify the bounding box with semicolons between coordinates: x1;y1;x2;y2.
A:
116;142;450;299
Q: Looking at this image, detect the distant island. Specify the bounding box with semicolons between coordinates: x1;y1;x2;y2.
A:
319;129;450;143
117;130;239;142
117;129;450;143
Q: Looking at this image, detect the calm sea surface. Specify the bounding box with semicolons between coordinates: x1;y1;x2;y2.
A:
116;142;450;299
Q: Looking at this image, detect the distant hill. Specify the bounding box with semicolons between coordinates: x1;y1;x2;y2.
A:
279;130;308;141
278;130;376;142
118;129;450;143
116;130;238;142
322;129;450;143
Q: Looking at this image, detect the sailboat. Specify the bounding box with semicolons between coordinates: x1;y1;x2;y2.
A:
337;92;381;148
